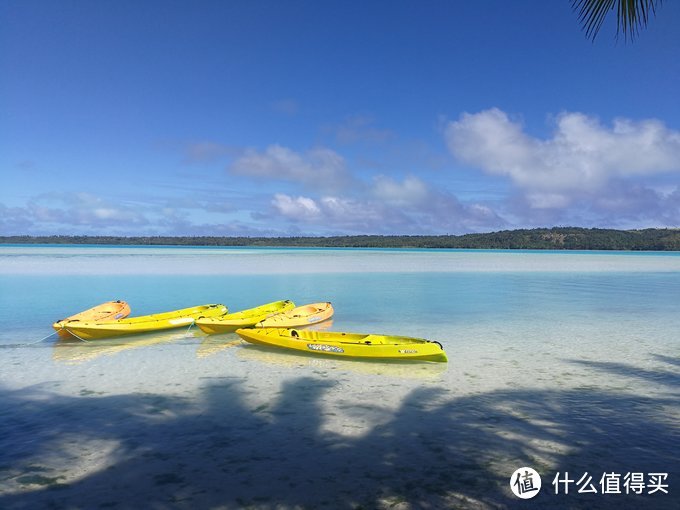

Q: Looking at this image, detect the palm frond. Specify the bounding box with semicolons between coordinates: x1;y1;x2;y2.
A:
572;0;662;41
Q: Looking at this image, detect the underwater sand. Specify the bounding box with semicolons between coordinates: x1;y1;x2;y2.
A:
1;246;679;509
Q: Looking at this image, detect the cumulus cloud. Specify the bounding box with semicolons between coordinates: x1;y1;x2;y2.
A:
0;203;34;233
445;108;680;210
590;182;680;226
506;182;680;229
271;194;322;221
372;175;430;207
0;193;151;235
372;175;503;230
269;175;505;235
271;193;404;233
228;143;504;233
230;145;353;191
28;193;149;226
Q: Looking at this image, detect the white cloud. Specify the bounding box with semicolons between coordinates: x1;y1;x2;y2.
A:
271;194;386;231
372;175;429;207
525;193;571;209
445;108;680;207
230;145;352;191
0;203;33;233
270;172;506;235
370;175;505;231
271;194;322;220
0;193;150;235
507;182;680;228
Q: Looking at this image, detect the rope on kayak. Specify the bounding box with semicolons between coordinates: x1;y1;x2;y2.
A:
66;329;91;343
24;330;58;345
186;321;195;334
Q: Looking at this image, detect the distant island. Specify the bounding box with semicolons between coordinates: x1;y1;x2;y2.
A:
2;228;679;251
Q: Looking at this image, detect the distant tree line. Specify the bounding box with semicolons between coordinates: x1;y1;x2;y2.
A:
2;228;679;250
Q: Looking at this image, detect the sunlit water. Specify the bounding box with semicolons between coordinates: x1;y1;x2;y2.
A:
1;245;679;509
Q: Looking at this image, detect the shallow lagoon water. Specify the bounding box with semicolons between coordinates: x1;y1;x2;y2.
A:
0;246;679;509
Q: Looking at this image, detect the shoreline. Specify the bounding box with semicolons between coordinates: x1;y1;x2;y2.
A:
1;227;680;251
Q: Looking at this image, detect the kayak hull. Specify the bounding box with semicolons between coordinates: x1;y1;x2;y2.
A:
236;328;448;362
53;300;131;338
196;300;295;334
255;302;334;328
64;304;227;340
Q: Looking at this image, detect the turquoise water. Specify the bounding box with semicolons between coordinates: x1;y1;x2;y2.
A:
1;246;679;509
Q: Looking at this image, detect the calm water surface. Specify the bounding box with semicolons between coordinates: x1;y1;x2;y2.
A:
1;246;679;509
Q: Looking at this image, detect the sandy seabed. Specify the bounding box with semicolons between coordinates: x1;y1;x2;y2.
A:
1;325;678;510
1;247;678;509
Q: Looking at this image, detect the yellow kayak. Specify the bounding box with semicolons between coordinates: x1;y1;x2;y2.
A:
196;300;295;334
236;328;448;362
53;300;131;338
255;302;334;328
64;304;227;340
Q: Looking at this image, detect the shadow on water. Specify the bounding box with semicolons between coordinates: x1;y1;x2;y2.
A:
652;354;680;369
1;357;679;509
567;358;680;389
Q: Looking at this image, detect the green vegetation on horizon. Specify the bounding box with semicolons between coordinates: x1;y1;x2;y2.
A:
2;228;679;251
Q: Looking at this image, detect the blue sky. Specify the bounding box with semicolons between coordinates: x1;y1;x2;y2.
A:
2;0;679;236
